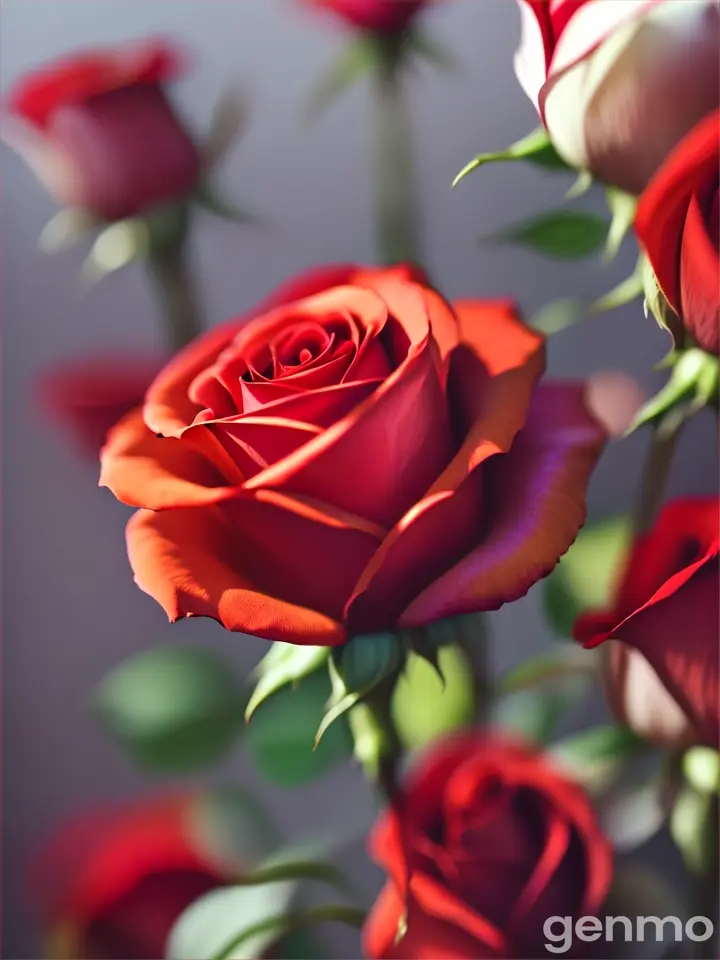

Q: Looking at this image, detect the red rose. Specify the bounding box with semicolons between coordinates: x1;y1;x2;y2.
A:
3;40;200;221
31;794;227;960
36;352;164;458
305;0;426;34
515;0;719;193
100;263;606;645
575;497;719;748
363;734;613;959
635;111;719;355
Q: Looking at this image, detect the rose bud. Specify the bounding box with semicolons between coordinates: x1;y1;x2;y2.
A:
304;0;426;34
31;794;229;960
636;110;719;356
36;352;164;458
99;263;607;645
515;0;719;194
363;733;613;959
2;39;200;222
575;497;719;748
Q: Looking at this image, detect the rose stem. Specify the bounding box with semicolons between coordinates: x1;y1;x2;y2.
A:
146;211;203;352
372;37;421;266
630;423;681;536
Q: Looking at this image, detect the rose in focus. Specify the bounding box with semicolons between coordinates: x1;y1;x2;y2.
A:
576;497;719;748
636;110;719;355
32;794;228;960
305;0;426;34
2;40;199;221
515;0;719;193
363;733;613;959
37;352;164;458
101;264;606;645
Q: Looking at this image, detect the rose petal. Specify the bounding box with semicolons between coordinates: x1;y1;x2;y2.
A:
209;417;323;479
636;109;719;313
126;507;350;644
346;303;545;631
243;284;453;527
680;190;720;354
400;383;606;626
363;881;500;960
100;409;241;509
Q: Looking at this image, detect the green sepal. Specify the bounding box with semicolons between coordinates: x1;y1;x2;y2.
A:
38;207;99;253
453;126;572;187
480;208;610;260
564;170;593;200
82;218;149;282
202;85;249;170
404;29;459;74
305;34;380;121
549;724;646;793
530;297;586;335
245;643;330;721
194;181;263;227
626;347;719;437
590;253;645;314
603;186;637;261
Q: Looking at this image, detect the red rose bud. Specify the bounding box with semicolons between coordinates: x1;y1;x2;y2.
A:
3;39;200;222
636;111;719;356
36;352;164;459
363;733;613;959
99;264;607;645
306;0;426;34
575;497;720;748
30;794;227;960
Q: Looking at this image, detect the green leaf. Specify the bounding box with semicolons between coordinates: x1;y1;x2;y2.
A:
481;209;609;260
186;788;279;874
246;668;351;787
544;516;630;638
82;218;149;282
453;126;571;187
194;181;263;227
235;858;355;900
246;643;329;721
549;725;645;793
213;905;366;960
275;931;325;960
392;645;476;751
670;785;714;875
530;297;585;335
306;34;379;121
597;769;681;853
405;29;459;73
202;85;249;170
167;881;297;960
683;748;720;794
498;648;597;694
590;254;645;314
38;207;98;253
493;681;588;746
604;187;637;261
95;646;246;773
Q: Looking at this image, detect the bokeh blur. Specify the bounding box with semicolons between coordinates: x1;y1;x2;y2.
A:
2;1;717;957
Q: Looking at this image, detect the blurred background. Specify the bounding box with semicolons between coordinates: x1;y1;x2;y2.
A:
1;1;717;957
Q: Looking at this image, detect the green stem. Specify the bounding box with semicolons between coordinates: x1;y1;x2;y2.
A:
147;231;203;352
372;42;420;265
631;424;680;537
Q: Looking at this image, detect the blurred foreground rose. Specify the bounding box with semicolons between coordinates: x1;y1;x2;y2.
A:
37;352;164;458
576;497;719;747
363;733;613;959
100;263;606;645
515;0;719;193
305;0;426;34
32;794;227;960
636;110;719;355
2;39;200;221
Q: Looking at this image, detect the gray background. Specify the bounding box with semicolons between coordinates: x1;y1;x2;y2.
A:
1;1;716;957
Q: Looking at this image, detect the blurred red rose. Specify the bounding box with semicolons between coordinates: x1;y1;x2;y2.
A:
515;0;719;193
575;497;719;748
363;733;613;959
3;39;200;221
636;111;719;355
36;352;164;458
99;263;606;645
305;0;426;34
31;794;227;960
